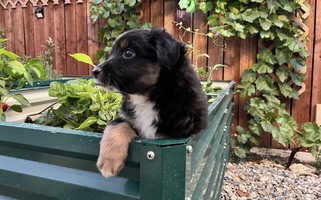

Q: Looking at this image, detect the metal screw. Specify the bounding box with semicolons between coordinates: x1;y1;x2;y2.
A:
147;151;155;160
186;145;193;154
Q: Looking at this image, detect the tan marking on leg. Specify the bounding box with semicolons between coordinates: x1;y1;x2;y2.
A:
96;122;137;178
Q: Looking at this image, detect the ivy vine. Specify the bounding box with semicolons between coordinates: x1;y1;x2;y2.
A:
179;0;321;159
89;0;151;62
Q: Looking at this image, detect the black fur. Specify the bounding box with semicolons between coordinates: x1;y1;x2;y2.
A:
93;28;208;138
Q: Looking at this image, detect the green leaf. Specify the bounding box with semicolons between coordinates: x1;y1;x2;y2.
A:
186;0;196;12
252;62;273;74
242;10;259;23
290;72;305;86
0;49;20;60
276;48;291;65
9;104;23;112
237;81;255;99
241;69;256;83
12;94;31;107
259;18;272;31
124;0;136;7
76;116;98;130
276;66;290;82
288;57;305;71
235;148;247;158
278;82;299;99
69;53;95;67
199;2;207;13
7;60;25;75
178;0;190;9
255;75;278;95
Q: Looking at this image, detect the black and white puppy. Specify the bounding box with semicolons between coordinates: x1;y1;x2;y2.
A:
93;28;208;178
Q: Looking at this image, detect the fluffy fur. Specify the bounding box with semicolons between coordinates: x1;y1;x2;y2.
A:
93;28;208;177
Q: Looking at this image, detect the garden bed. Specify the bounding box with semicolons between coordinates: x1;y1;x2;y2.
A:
0;81;234;200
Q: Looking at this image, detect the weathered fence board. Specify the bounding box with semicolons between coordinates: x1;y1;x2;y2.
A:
0;0;320;149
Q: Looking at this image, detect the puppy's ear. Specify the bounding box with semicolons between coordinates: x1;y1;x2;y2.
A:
149;28;185;68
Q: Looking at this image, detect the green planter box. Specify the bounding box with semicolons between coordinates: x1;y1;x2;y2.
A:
0;81;234;200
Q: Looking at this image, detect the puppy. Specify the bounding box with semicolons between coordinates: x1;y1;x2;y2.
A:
93;28;208;178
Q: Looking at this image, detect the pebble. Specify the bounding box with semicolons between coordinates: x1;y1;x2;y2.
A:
221;156;321;200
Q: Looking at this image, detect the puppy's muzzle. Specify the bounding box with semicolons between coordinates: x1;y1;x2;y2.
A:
92;67;102;78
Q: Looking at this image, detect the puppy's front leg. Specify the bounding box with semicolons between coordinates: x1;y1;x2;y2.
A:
96;122;137;178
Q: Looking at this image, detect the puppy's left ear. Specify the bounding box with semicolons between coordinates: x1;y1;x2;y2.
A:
149;28;185;69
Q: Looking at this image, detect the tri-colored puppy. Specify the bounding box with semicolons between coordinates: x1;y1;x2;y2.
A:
93;28;208;178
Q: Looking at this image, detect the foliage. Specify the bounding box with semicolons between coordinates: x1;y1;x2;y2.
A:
173;21;226;103
179;0;321;159
34;79;121;132
0;32;45;120
89;0;152;62
37;37;62;80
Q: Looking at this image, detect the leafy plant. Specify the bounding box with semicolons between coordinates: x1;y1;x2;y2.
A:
178;0;321;162
0;32;45;120
34;78;121;132
37;37;61;80
89;0;152;62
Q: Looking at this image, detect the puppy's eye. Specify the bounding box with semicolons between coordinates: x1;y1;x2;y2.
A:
124;49;135;58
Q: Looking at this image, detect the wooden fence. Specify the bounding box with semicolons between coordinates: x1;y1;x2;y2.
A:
0;0;320;149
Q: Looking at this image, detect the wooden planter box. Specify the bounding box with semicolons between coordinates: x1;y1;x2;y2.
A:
0;81;234;200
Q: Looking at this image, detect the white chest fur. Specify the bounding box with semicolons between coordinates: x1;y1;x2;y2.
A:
128;94;159;139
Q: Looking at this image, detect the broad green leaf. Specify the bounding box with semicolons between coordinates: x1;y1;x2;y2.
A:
288;57;305;71
242;10;259;23
77;116;98;130
237;81;255;99
241;69;256;83
276;67;290;82
276;48;291;65
252;62;274;74
290;72;305;86
235;148;247;158
9;104;23;112
124;0;136;7
69;53;95;67
255;75;278;95
0;49;20;60
12;94;31;107
7;60;25;75
259;18;272;31
186;0;196;12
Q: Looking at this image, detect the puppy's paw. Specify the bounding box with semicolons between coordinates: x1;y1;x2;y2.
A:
96;122;137;178
96;149;125;178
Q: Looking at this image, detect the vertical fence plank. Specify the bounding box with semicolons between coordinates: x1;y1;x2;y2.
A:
23;4;36;58
33;3;45;57
192;10;208;73
140;0;151;24
76;1;89;75
87;0;99;73
12;5;25;56
224;37;241;134
311;0;321;122
65;2;78;75
164;0;177;38
289;0;315;148
150;0;163;28
238;37;257;129
53;2;66;75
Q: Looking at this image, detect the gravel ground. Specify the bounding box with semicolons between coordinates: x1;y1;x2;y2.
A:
221;153;321;200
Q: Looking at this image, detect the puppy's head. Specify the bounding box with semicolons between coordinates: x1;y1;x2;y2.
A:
93;29;185;94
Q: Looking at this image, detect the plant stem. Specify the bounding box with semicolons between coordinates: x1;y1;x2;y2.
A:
286;146;302;169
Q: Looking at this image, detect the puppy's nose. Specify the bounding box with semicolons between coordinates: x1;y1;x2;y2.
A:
92;67;102;78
